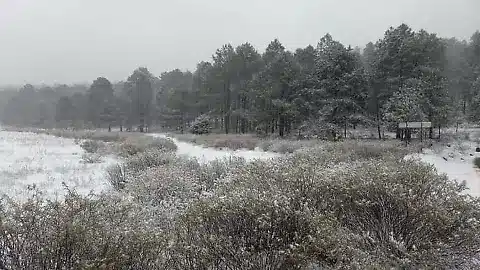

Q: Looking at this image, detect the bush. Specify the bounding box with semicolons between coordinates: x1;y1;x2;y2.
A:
321;160;480;268
0;192;170;269
190;115;212;135
474;157;480;168
171;195;364;269
106;164;128;189
123;150;175;174
211;136;258;150
81;153;102;163
147;137;178;152
260;139;312;153
194;143;480;268
116;137;177;157
106;151;176;191
80;140;102;153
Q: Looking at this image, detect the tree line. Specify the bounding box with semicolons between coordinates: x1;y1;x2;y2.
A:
1;24;480;138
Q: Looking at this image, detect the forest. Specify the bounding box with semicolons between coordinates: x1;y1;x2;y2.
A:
1;23;480;137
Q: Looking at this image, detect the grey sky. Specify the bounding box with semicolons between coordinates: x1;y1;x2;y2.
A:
0;0;479;85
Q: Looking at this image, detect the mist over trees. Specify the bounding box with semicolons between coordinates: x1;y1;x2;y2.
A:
1;24;480;137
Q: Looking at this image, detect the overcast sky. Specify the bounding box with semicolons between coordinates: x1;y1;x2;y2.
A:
0;0;479;85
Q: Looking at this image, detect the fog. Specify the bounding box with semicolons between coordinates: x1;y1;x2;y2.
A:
0;0;479;84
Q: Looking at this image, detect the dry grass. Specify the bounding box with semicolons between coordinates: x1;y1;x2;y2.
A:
171;133;321;153
3;126;133;142
171;133;260;150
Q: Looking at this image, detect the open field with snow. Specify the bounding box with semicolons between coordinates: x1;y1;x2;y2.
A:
0;128;282;200
0;129;118;200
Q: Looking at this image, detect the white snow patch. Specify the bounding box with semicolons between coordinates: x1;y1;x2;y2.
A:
0;130;117;200
407;142;480;197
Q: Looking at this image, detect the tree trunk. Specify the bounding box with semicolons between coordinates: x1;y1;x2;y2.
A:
285;117;291;135
375;102;382;139
236;117;239;134
224;113;229;134
224;81;231;134
279;115;285;137
180;114;184;134
241;96;247;134
377;119;382;140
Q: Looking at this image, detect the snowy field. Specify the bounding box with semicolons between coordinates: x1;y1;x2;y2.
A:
0;129;117;200
2;126;480;201
0;130;280;201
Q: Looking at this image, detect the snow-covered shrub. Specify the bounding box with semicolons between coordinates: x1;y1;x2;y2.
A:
81;153;102;163
146;137;178;152
80;140;102;153
106;164;128;190
116;137;177;157
320;159;480;268
126;165;200;212
116;140;144;157
474;157;480;168
190;114;212;135
192;156;246;190
106;150;177;190
211;136;258;150
0;191;170;269
123;150;176;174
188;144;480;268
171;194;369;269
123;155;245;207
260;139;311;153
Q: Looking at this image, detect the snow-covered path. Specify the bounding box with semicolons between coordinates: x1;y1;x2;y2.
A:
409;145;480;197
149;133;281;163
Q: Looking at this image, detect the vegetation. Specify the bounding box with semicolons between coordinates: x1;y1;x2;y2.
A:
1;25;479;138
0;142;478;269
80;140;102;153
190;114;213;135
474;157;480;168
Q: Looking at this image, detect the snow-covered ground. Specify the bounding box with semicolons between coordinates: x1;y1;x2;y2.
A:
408;139;480;197
0;129;117;200
3;126;479;201
149;133;281;163
0;130;280;201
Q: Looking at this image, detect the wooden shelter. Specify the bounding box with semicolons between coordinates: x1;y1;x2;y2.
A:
397;121;433;142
